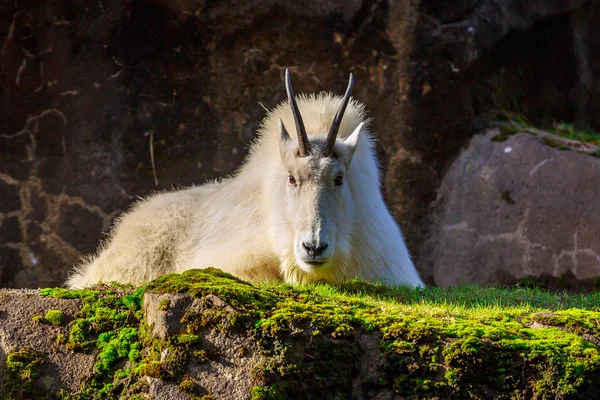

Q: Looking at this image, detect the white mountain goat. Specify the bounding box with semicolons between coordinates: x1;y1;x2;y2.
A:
66;70;424;288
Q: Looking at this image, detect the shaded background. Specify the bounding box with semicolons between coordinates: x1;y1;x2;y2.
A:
1;0;599;288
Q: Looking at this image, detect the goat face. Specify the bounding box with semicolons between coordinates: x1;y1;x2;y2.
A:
278;124;363;273
272;69;363;275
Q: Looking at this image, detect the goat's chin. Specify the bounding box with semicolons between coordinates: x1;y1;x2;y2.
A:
295;259;334;274
281;251;348;285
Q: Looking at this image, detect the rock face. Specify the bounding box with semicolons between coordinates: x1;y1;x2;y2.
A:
1;269;600;399
0;0;423;288
423;129;600;288
1;0;600;288
0;289;94;394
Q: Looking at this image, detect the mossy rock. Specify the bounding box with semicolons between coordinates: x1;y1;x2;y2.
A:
2;347;47;399
3;268;600;399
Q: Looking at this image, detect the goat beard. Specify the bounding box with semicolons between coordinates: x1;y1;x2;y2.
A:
279;252;349;285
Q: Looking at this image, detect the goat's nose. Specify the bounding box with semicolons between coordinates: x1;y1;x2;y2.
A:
302;242;328;257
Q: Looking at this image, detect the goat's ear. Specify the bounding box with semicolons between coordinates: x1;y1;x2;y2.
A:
279;119;292;160
342;122;363;166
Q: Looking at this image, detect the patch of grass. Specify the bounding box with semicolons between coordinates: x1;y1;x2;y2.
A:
491;111;537;141
495;110;534;128
490;113;600;153
334;279;600;311
551;122;600;144
256;280;600;399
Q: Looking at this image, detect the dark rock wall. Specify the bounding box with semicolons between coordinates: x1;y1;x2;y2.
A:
0;0;417;288
1;0;599;288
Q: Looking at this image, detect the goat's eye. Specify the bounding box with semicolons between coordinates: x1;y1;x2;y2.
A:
288;175;296;185
334;176;344;186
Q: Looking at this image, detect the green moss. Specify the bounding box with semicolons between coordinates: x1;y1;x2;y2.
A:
40;285;145;398
490;115;599;154
2;347;46;399
175;334;202;345
179;378;196;394
148;268;280;333
43;287;145;352
27;268;600;398
134;338;189;380
120;379;150;399
45;309;64;325
132;320;204;384
542;137;569;150
251;385;283;400
32;314;44;323
146;267;277;310
56;333;67;344
524;309;600;337
158;298;170;311
193;349;209;363
490;111;538;143
551;122;600;144
145;269;600;398
39;287;101;300
95;327;141;373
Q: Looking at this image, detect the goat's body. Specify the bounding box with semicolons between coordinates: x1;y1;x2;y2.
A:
67;93;423;288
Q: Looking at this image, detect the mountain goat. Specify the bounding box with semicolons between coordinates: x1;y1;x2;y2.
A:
66;70;424;288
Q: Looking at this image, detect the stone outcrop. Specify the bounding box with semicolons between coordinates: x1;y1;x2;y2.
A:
0;289;95;394
1;269;600;399
2;0;600;288
422;128;600;289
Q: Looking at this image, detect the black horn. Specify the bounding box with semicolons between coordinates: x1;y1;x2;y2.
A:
323;73;354;157
285;69;310;157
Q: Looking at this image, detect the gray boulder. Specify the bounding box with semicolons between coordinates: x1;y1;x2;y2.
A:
423;129;600;288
